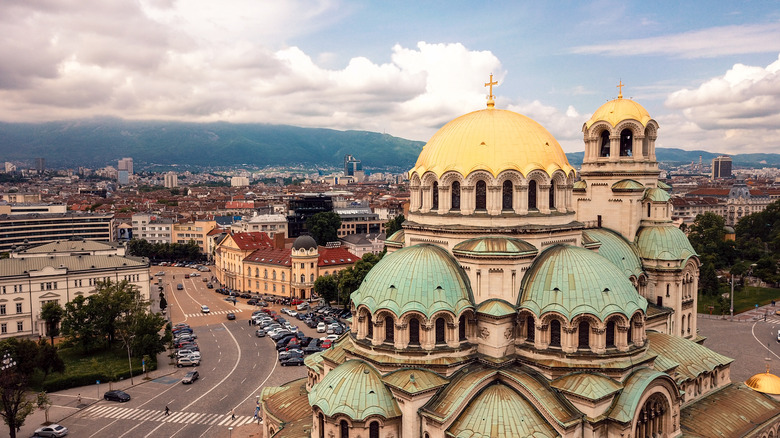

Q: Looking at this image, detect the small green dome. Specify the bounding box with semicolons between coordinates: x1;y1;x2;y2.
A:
351;244;475;319
309;359;401;421
612;179;645;192
476;298;516;317
385;229;405;246
573;180;586;192
657;180;672;191
643;187;671;202
583;229;644;280
518;245;647;320
453;236;537;258
635;226;697;266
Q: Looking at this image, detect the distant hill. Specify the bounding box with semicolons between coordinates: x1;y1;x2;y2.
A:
0;119;424;170
1;119;778;171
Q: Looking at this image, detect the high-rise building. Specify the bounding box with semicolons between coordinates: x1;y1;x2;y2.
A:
117;170;129;185
117;157;133;175
231;176;250;187
712;155;732;179
343;154;365;181
164;172;178;188
34;158;45;173
3;162;15;173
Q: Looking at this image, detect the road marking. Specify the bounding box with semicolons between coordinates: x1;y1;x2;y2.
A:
182;322;242;411
232;348;279;411
169;423;189;438
751;321;780;360
89;418;120;438
143;422;167;438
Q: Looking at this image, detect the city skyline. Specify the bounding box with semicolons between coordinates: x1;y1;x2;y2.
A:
1;1;780;155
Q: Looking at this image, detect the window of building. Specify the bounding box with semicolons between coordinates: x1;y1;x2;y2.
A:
272;271;276;280
528;180;538;210
369;421;379;438
281;272;285;281
366;313;373;339
272;284;276;292
578;321;589;349
0;304;5;315
526;317;535;342
549;181;556;209
409;318;420;345
475;180;486;210
432;182;439;210
264;269;268;279
16;303;22;313
310;274;314;282
459;315;467;341
435;317;446;344
606;321;616;348
0;323;6;334
451;181;461;210
385;316;394;343
549;319;561;347
620;129;632;156
502;180;513;210
16;321;22;332
340;420;349;438
600;131;610;157
300;274;305;283
318;413;325;438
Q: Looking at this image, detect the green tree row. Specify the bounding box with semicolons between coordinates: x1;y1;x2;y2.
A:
127;239;202;262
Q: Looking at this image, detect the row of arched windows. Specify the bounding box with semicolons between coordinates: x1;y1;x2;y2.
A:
525;314;640;351
317;414;380;438
599;129;634;158
431;179;557;211
360;311;468;347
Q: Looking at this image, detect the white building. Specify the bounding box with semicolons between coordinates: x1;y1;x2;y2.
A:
131;214;174;244
231;176;250;187
164;172;178;188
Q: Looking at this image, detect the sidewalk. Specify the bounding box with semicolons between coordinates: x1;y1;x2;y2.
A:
699;300;780;322
2;351;177;438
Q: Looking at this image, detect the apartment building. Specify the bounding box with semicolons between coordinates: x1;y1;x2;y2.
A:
172;219;217;254
0;211;114;253
132;214;174;244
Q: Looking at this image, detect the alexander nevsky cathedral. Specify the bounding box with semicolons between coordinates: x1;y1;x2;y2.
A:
261;80;780;437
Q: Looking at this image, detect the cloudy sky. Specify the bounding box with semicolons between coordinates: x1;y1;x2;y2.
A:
2;1;780;154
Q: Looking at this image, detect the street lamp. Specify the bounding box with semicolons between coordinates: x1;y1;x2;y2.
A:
228;426;233;438
126;335;135;385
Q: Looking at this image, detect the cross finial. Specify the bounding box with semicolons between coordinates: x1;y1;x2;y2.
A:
617;80;625;99
485;73;498;108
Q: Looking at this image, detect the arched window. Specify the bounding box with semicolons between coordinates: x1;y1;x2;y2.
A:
681;316;686;336
458;315;467;341
451;181;461;210
526;317;535;343
549;180;556;209
634;393;669;438
687;314;691;334
281;272;285;281
606;321;616;348
366;313;373;339
369;421;379;438
578;320;590;349
432;182;439;211
318;413;325;438
502;180;513;210
528;180;538;210
264;269;268;279
255;268;259;277
272;271;276;280
620;129;632;156
385;315;394;343
549;320;561;347
475;180;487;210
340;420;349;438
310;274;315;282
647;202;651;218
300;274;305;283
600;131;610;157
435;317;446;344
627;320;633;344
409;318;420;345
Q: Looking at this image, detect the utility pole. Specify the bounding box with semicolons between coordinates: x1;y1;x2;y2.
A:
730;274;734;321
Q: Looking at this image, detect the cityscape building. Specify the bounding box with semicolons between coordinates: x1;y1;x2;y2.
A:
712;155;733;179
0;211;114;252
164;172;178;188
260;85;780;437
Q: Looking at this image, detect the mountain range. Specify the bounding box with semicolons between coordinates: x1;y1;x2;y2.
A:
0;119;777;171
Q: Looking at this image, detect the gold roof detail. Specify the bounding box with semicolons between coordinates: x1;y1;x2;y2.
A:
585;86;652;129
745;370;780;395
410;106;575;179
484;73;498;108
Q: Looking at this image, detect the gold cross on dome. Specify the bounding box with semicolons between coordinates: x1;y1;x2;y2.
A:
617;80;625;99
485;74;498;99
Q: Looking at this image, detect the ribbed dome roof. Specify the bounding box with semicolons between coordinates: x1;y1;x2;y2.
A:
308;359;401;421
518;245;647;320
410;107;575;179
745;371;780;395
635;226;697;266
292;234;317;250
350;244;474;318
453;236;537;258
586;97;652;129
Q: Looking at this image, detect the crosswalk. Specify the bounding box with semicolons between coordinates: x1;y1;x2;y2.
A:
184;309;243;318
79;404;256;427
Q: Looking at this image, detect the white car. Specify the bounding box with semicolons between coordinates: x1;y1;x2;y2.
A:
317;322;327;333
201;305;210;313
319;334;339;342
33;424;69;437
188;351;201;361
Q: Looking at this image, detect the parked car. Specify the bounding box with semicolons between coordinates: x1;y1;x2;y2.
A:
207;283;214;289
202;277;208;282
201;305;210;313
317;322;327;333
270;330;292;341
176;348;196;357
226;312;236;320
302;343;323;354
33;424;69;437
104;390;131;402
279;356;305;366
278;349;304;361
155;271;166;276
181;370;199;384
255;329;266;337
177;356;200;367
320;340;333;349
320;334;339;342
177;284;184;290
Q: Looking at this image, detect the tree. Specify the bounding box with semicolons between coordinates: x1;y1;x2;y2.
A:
40;302;64;346
0;342;36;438
687;212;737;269
385;214;405;237
306;212;342;245
61;295;103;353
35;341;65;382
314;275;339;303
699;262;719;296
338;253;383;306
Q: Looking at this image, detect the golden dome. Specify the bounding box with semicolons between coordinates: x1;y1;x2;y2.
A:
410;107;575;179
745;371;780;395
586;97;652;129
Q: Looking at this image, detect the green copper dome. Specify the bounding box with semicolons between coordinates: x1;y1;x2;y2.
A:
309;359;401;421
612;179;645;192
583;229;644;280
635;226;697;266
518;245;647;320
476;298;516;317
643;187;671;202
453;236;537;258
351;244;475;318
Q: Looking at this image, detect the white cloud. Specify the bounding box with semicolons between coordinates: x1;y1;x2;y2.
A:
571;22;780;58
661;54;780;153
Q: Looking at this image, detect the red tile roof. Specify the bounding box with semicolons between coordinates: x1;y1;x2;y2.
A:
318;247;358;267
231;232;273;250
245;247;292;266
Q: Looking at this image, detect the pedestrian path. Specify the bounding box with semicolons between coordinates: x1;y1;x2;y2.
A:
184;309;244;318
79;404;255;427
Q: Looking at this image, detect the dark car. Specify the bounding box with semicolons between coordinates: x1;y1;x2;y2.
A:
176;284;184;290
240;293;251;299
275;334;296;349
104;390;131;402
226;312;236;320
182;371;199;384
280;356;305;366
278;349;304;361
302;343;323;354
270;330;292;341
255;329;266;337
207;283;214;289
